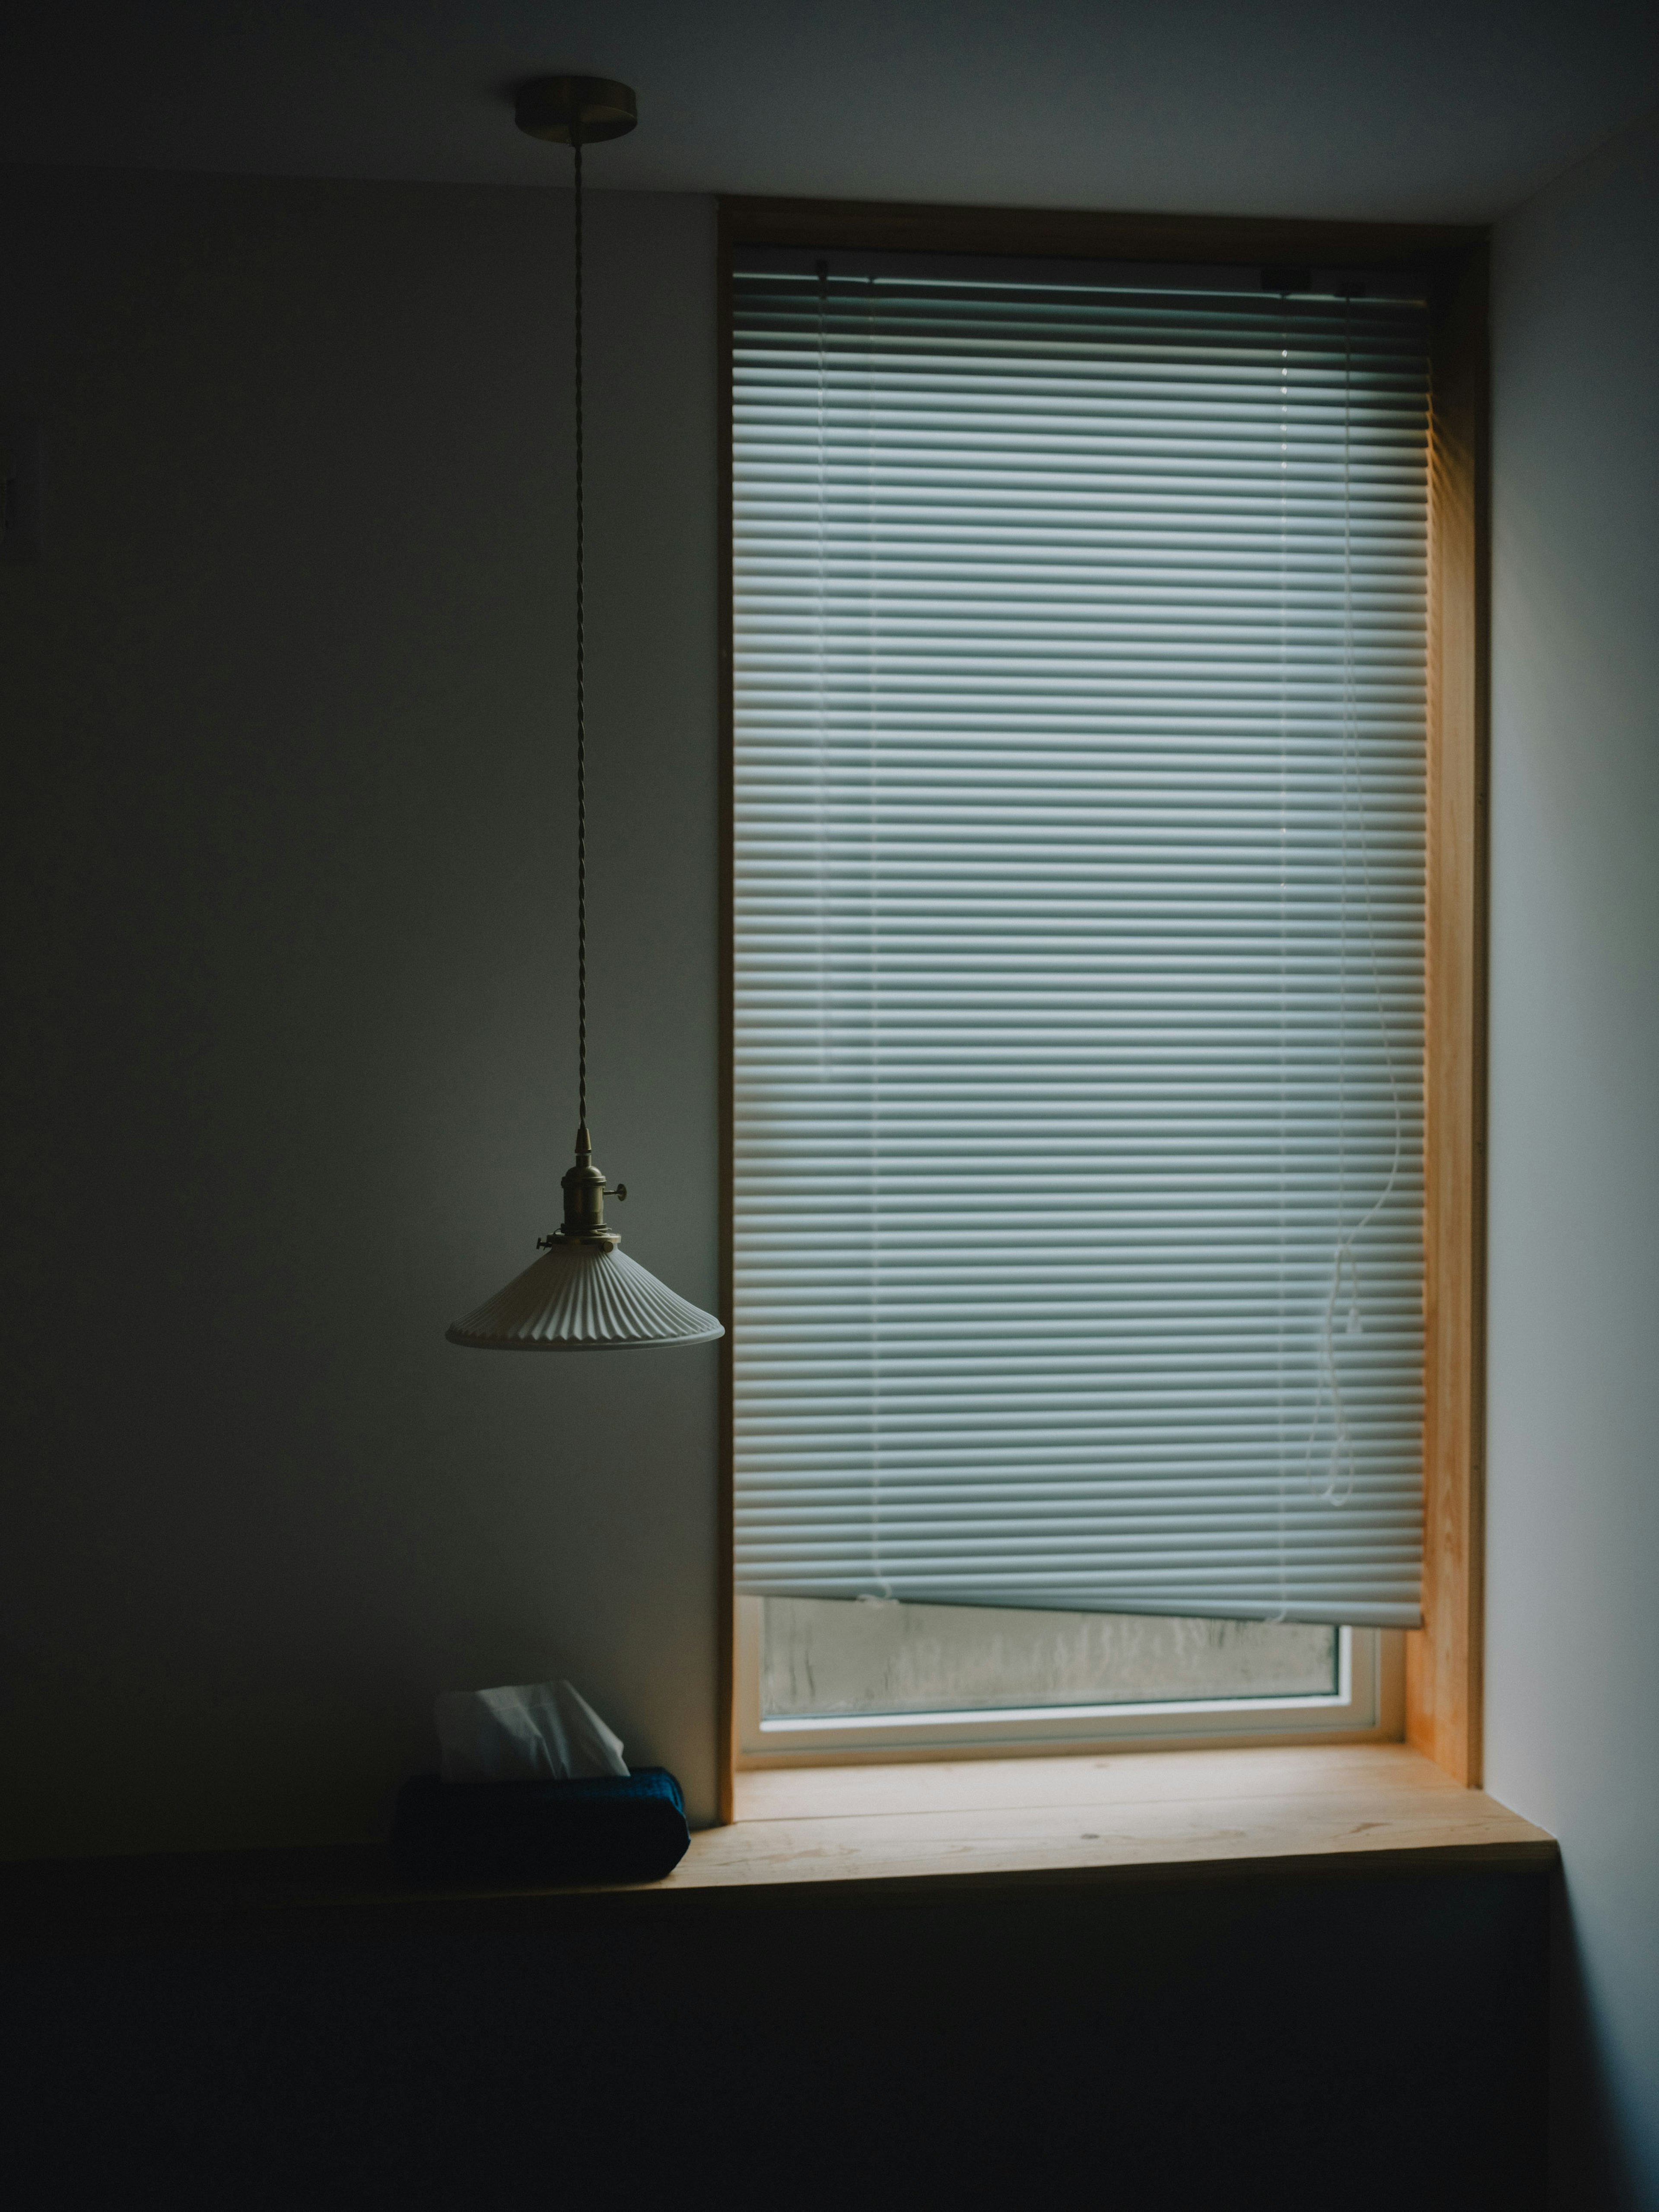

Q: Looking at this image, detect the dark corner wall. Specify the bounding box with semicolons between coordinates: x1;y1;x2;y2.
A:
0;163;725;1849
1488;101;1659;2210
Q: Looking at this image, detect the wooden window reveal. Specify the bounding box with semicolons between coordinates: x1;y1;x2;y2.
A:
716;198;1490;1814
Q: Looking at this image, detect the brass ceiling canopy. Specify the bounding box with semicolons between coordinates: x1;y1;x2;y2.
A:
514;76;638;145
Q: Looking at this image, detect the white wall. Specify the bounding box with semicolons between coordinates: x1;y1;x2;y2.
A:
0;166;724;1850
1488;105;1659;2207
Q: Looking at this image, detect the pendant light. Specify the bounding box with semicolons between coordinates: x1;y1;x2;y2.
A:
447;76;723;1354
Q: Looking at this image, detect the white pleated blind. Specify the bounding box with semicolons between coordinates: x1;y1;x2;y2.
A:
731;262;1428;1628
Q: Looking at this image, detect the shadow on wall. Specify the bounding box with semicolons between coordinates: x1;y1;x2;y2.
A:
0;164;723;1855
1553;1875;1650;2210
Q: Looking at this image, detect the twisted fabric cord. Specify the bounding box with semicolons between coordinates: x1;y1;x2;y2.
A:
573;126;588;1139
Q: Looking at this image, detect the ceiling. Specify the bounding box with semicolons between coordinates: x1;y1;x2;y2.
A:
7;0;1659;224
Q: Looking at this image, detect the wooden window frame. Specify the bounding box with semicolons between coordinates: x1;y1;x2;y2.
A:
716;197;1489;1819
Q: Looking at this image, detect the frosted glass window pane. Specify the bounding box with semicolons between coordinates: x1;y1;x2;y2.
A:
761;1595;1339;1718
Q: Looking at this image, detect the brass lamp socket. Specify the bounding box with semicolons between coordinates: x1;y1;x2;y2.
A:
539;1129;626;1249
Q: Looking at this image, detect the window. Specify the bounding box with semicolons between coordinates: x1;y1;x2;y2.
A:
738;1597;1395;1759
718;205;1487;1794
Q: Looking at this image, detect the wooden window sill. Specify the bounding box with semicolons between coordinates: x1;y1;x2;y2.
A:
718;1742;1551;1892
2;1744;1553;1956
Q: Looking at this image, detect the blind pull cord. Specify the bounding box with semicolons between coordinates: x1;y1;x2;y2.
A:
1306;285;1407;1508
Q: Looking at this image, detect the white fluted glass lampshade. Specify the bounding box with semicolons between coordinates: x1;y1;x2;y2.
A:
447;1238;723;1352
